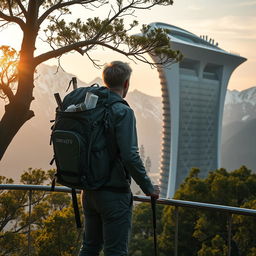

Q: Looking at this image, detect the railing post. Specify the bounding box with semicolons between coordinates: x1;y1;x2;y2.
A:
227;213;232;256
174;206;179;256
28;189;32;256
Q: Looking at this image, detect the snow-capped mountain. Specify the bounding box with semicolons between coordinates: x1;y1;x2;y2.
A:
0;64;162;184
0;63;255;181
223;87;256;125
127;89;162;122
225;87;256;105
32;64;89;119
222;87;256;172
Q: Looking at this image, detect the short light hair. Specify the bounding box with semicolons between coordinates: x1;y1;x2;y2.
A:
102;61;132;88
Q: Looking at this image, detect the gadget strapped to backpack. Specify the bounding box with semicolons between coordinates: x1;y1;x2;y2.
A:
50;83;129;228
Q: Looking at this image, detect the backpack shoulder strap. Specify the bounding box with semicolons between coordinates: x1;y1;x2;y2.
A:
108;99;129;107
103;98;129;172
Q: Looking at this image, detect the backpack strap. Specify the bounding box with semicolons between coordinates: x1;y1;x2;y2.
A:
104;99;129;160
71;189;82;229
102;99;130;185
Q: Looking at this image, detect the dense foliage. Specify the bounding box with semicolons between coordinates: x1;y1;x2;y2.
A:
0;168;82;255
130;166;256;256
1;166;256;255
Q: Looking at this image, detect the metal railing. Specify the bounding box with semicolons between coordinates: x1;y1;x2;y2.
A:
1;184;256;256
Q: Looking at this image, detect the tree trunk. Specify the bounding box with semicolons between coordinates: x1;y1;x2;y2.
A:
0;79;35;161
0;38;36;161
0;0;40;161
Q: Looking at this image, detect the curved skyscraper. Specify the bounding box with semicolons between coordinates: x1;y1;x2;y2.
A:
149;23;246;198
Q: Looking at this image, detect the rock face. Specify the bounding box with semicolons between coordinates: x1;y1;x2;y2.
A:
221;118;256;172
0;63;255;182
223;87;256;126
222;87;256;172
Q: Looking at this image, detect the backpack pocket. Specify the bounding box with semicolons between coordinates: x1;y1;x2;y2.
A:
52;130;88;189
90;146;111;185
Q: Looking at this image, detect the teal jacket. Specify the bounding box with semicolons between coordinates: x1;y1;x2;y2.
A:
102;88;155;195
61;86;154;195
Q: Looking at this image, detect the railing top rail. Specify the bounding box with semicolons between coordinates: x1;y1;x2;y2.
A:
1;184;256;217
0;184;72;193
134;196;256;217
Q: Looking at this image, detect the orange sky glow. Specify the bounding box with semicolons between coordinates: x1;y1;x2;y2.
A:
0;0;255;96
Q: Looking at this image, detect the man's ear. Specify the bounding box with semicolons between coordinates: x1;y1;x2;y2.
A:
124;79;129;90
122;79;130;98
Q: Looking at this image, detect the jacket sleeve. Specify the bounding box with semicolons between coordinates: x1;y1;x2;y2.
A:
114;106;155;195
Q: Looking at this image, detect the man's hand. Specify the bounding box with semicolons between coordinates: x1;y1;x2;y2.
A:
148;185;160;199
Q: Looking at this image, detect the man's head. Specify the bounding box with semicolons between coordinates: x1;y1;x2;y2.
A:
102;61;132;98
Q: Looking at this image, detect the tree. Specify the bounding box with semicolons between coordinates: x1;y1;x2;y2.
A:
0;168;50;255
34;206;81;256
159;166;256;256
0;46;19;101
0;0;182;160
0;168;81;255
129;202;165;256
0;175;27;256
2;166;256;255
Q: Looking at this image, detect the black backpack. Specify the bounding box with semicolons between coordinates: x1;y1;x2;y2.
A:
50;85;128;227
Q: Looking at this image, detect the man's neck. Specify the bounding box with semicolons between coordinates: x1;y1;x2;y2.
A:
109;88;124;98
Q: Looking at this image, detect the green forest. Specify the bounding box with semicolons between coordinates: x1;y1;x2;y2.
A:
1;166;256;256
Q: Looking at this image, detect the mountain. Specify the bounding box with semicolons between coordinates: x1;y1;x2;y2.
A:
126;90;162;182
221;87;256;172
223;87;256;126
0;63;255;182
0;64;162;185
0;64;88;180
222;118;256;171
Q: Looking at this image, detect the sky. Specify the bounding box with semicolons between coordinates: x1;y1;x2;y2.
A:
0;0;256;96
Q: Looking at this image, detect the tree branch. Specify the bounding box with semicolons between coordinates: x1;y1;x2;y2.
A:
34;0;178;67
0;10;25;30
15;0;27;17
0;64;16;102
94;42;134;57
130;0;173;10
0;21;9;28
91;1;134;42
85;51;101;68
34;40;95;66
0;83;15;101
38;0;99;25
93;41;176;67
38;0;63;24
7;0;14;17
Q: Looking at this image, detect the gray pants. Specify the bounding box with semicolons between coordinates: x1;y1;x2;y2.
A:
78;190;133;256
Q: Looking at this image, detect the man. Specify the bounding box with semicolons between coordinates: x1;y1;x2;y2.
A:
79;61;160;256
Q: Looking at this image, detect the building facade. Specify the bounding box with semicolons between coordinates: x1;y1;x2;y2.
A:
150;23;246;198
